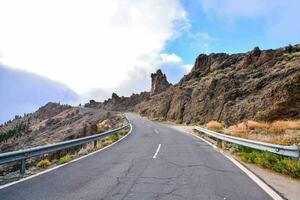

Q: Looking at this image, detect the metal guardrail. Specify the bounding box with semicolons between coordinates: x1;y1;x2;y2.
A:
0;122;131;174
195;127;299;159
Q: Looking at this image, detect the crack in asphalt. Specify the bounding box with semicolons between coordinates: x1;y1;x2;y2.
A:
120;161;151;200
159;156;236;174
100;146;237;199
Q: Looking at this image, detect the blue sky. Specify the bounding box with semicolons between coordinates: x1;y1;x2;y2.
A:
165;0;300;66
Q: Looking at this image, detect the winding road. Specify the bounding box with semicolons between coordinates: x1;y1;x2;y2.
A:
0;113;273;200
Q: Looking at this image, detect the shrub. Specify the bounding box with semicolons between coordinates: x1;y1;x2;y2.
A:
246;120;269;130
240;152;256;163
0;122;28;143
51;159;58;164
108;134;119;142
37;159;51;168
228;122;248;136
238;147;300;178
286;44;293;53
269;120;299;134
175;120;183;124
206;121;223;131
281;159;300;178
118;130;128;137
58;155;71;164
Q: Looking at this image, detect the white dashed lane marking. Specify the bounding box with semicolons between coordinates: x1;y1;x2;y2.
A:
153;144;161;159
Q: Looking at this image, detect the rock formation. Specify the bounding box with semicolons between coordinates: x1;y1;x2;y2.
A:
85;91;150;111
86;44;300;125
150;69;171;96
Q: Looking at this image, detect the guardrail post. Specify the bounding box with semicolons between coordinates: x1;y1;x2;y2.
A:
298;143;300;161
20;159;26;175
216;139;222;148
93;140;97;149
221;141;226;149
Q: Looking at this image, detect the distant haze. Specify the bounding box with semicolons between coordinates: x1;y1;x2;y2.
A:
0;65;80;124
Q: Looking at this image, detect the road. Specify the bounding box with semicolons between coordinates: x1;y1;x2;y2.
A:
0;113;273;200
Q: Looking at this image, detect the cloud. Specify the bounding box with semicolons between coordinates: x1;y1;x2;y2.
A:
83;52;191;101
183;64;193;72
200;0;300;40
0;0;188;99
0;65;80;123
156;53;192;84
159;53;182;63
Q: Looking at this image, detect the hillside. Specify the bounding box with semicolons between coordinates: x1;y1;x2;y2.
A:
86;44;300;125
0;103;125;154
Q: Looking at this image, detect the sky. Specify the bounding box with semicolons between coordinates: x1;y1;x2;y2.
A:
0;65;79;123
0;0;299;102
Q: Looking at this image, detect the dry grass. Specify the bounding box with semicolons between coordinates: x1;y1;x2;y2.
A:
227;119;300;145
175;119;183;124
206;121;223;132
228;120;269;137
269;120;300;134
246;120;269;130
228;122;248;137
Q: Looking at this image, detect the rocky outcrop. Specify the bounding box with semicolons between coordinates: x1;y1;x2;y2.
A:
150;69;171;96
85;91;150;111
86;44;300;125
84;71;170;111
33;102;71;120
137;45;300;124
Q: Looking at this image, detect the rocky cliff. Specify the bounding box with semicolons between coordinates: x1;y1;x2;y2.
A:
87;44;300;125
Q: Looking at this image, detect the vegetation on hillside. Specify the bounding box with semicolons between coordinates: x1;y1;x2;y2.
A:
36;159;51;168
206;121;223;132
205;119;300;145
238;147;300;178
0;122;28;143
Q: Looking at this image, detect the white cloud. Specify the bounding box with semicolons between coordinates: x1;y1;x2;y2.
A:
159;53;182;63
200;0;300;40
183;64;193;72
0;0;188;99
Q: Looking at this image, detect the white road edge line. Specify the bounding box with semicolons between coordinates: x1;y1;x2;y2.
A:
154;129;159;134
190;132;217;149
189;132;283;200
0;123;133;190
153;144;161;159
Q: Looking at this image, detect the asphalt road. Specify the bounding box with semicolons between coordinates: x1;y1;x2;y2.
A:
0;113;272;200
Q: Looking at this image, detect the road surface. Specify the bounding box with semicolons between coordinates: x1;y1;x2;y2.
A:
0;113;273;200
